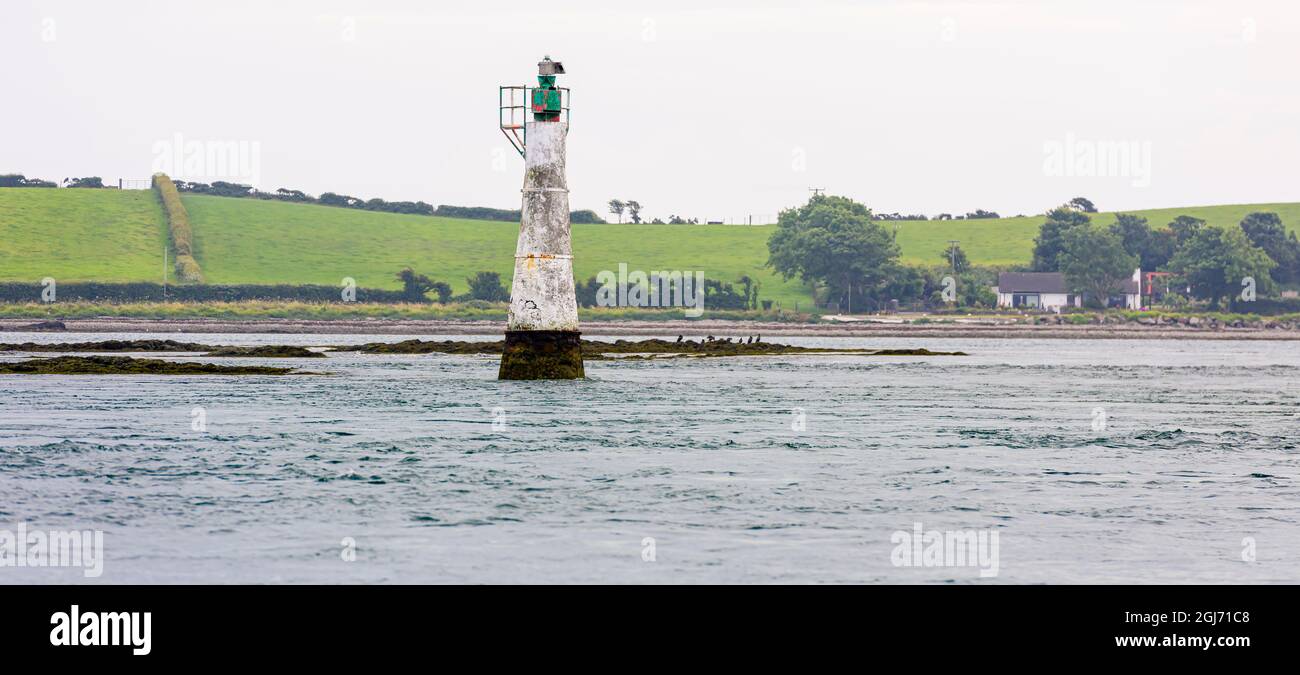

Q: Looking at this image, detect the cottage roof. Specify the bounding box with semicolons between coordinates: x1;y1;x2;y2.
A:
997;272;1138;294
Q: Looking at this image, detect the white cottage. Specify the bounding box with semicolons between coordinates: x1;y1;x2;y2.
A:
995;271;1141;310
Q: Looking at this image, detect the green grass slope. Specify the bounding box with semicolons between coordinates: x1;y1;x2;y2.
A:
182;194;817;308
891;203;1300;266
2;187;1297;309
0;188;168;283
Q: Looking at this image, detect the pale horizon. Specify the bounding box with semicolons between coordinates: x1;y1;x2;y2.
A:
5;0;1299;222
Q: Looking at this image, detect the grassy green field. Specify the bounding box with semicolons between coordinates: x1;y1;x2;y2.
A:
889;203;1300;266
2;187;1298;309
0;188;168;282
182;194;820;308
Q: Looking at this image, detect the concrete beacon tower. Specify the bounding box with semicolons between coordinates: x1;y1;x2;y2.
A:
497;57;584;379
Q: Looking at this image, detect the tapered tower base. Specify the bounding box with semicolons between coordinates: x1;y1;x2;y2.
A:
498;330;585;380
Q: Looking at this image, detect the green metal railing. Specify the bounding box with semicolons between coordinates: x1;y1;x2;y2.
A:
499;86;569;157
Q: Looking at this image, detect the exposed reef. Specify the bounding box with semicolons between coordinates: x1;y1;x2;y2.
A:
0;338;964;368
0;339;209;352
0;340;323;358
201;345;324;358
334;337;966;359
0;355;300;375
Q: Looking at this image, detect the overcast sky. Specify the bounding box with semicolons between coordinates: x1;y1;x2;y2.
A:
5;0;1298;221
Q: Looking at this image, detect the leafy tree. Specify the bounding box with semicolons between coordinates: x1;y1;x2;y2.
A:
0;174;56;188
575;275;602;307
767;194;900;313
701;278;750;310
1109;213;1174;271
1144;228;1176;271
395;268;450;303
940;243;969;272
1239;212;1300;285
467;271;509;302
880;266;927;307
430;281;452;303
273;188;313;202
626;200;643;224
960;268;1000;307
569;209;606;224
1067;197;1097;213
319;192;362;208
1168;215;1206;247
736;274;762;310
64;176;104;188
1059;225;1138;308
1031;207;1091;271
607;199;625;223
1169;226;1276;309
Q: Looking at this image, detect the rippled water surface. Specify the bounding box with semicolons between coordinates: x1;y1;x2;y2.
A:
2;332;1298;583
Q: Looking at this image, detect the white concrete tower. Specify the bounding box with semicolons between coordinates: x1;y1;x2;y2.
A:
498;57;584;379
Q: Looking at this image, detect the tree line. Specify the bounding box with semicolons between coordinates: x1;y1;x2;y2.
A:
0;174;58;188
765;193;1299;313
169;182;607;223
434;204;605;224
607;197;1008;225
395;269;509;304
1031;204;1297;309
397;268;766;310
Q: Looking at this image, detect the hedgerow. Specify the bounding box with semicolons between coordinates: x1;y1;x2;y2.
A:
152;173;204;283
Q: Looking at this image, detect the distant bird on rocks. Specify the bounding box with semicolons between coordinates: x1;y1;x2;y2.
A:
676;335;683;343
746;336;753;344
706;335;714;342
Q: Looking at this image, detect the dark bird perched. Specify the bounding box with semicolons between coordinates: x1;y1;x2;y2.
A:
706;335;714;342
676;335;683;343
746;336;753;344
756;335;762;343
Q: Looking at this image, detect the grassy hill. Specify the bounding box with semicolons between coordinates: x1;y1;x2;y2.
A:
181;194;816;308
890;203;1300;267
2;187;1297;308
0;188;168;282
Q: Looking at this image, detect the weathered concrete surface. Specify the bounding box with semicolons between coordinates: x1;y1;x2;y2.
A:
499;118;584;380
506;121;579;334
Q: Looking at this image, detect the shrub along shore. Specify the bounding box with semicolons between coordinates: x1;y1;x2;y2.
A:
0;300;805;323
